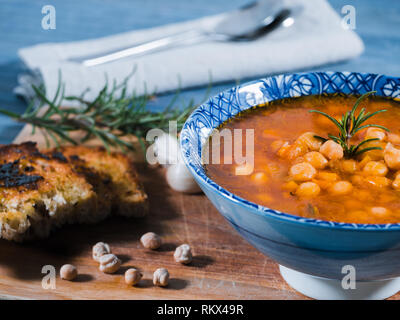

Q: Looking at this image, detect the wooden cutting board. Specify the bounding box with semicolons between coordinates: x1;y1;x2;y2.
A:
0;124;393;300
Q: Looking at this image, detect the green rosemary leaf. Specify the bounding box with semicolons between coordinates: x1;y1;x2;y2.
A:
350;91;376;118
355;109;387;128
309;110;343;129
352;124;390;135
24;100;36;118
31;86;59;116
50;127;79;145
0;108;21;119
46;129;61;148
352;138;379;153
327;134;341;143
51;71;64;106
354;146;383;157
352;107;366;132
314;135;329;142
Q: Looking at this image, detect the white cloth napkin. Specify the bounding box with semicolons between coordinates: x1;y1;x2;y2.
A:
15;0;364;105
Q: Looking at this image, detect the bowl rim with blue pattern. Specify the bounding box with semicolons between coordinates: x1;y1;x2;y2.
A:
180;71;400;231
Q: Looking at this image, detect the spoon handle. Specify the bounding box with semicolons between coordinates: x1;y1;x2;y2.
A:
73;29;208;67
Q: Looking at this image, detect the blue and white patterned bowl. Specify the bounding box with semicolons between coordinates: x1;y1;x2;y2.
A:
180;72;400;281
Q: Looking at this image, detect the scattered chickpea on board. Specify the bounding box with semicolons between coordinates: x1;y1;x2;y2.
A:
140;232;162;250
125;268;143;286
60;235;194;288
174;244;193;264
92;242;111;261
60;264;78;281
99;254;121;274
153;268;170;287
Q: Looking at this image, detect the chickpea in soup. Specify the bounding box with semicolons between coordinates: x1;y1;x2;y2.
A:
204;94;400;224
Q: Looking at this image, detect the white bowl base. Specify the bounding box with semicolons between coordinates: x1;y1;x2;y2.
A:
279;265;400;300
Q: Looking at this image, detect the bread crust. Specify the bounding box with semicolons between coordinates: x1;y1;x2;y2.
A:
59;146;148;218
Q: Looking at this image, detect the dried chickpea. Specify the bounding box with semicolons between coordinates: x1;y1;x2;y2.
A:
125;268;142;286
283;142;308;161
351;175;364;186
296;182;320;198
329;181;353;196
282;181;298;192
296;132;322;151
92;242;111;262
392;178;400;190
363;161;388;177
140;232;162;250
384;143;400;170
292;157;305;165
358;155;372;169
364;176;391;189
364;141;386;160
289;162;317;182
277;142;291;157
60;264;78;281
340;159;358;174
388;133;400;145
317;171;338;181
264;163;282;176
312;179;332;190
365;127;386;141
153;268;169;287
362;140;386;160
304;152;328;169
319;140;344;160
250;171;268;184
370;207;390;216
270;140;286;153
174;244;193;264
99;254;121;274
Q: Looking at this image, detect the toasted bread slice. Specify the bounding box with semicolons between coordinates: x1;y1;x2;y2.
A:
58;146;148;218
0;142;148;242
0;142;101;241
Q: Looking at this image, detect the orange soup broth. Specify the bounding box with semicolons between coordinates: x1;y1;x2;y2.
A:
204;95;400;224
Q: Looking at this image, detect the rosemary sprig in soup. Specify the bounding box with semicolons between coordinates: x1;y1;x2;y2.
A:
309;91;389;159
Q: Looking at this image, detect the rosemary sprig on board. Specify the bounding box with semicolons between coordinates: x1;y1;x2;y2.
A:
309;91;389;158
0;74;198;152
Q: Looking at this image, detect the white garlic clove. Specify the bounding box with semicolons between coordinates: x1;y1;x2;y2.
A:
166;163;202;194
153;133;181;167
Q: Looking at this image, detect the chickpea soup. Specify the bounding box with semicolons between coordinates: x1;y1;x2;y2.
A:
204;94;400;224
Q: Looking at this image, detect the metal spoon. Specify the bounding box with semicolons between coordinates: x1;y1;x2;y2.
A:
73;0;297;67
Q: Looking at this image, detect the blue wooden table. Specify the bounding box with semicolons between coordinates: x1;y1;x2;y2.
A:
1;0;399;144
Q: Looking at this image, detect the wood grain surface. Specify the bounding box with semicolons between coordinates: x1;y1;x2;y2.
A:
0;125;395;300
